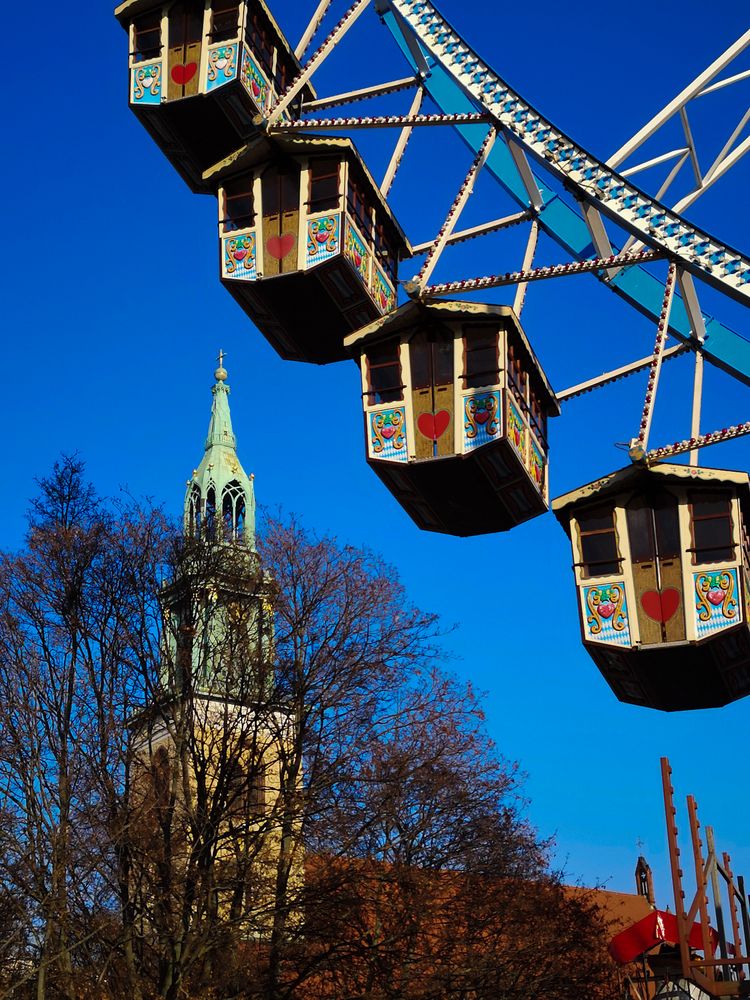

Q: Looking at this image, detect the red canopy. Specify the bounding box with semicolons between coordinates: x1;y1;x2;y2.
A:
609;910;718;964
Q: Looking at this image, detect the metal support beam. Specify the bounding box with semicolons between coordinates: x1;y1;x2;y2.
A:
273;111;491;130
677;270;707;343
507;139;543;210
410;210;531;255
295;0;335;60
381;86;424;197
413;128;497;291
513;220;539;316
647;420;750;464
558;343;688;402
421;249;663;298
267;0;372;127
607;29;750;168
630;263;677;458
689;350;704;467
302;75;418;112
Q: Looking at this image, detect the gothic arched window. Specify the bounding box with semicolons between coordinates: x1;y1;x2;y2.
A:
188;484;202;537
222;480;246;542
205;483;217;540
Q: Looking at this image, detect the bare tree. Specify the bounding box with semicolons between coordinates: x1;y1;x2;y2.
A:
0;464;618;1000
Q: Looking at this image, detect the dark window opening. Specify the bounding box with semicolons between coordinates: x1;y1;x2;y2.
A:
205;486;217;541
463;325;499;390
262;165;299;217
367;342;403;404
529;388;548;448
347;174;372;239
273;55;289;95
308;158;341;213
133;11;162;61
223;176;255;230
410;336;453;390
507;342;527;404
578;507;620;577
246;3;275;79
690;493;734;564
374;223;397;282
169;0;204;48
222;481;246;542
210;0;239;41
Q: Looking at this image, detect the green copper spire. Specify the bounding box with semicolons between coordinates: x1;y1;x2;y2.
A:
184;354;256;550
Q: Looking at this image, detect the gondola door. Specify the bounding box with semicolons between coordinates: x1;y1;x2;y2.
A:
409;333;454;460
168;0;204;100
261;164;300;276
626;492;686;644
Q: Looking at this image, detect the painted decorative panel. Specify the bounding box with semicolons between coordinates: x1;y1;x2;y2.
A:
369;408;408;462
371;264;396;315
345;222;369;285
506;395;526;460
206;43;238;91
241;46;267;108
582;583;632;647
306;215;340;268
132;62;162;105
528;438;545;493
222;232;257;280
463;391;501;452
694;568;741;638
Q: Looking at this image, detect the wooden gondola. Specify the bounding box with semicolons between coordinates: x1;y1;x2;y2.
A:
553;463;750;711
344;300;559;536
115;0;314;192
205;135;410;364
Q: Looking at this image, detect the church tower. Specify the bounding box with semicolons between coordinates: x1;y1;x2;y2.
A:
130;357;294;950
161;353;276;703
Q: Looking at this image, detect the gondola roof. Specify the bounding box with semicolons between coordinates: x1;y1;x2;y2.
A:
344;299;560;414
204;132;411;252
553;462;750;530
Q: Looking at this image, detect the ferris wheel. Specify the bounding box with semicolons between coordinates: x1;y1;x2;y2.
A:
115;0;750;713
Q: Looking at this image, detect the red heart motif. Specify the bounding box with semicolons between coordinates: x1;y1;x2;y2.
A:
381;426;396;440
475;410;490;425
251;79;261;97
232;249;247;261
641;588;681;623
171;62;198;86
599;601;615;619
707;588;725;606
417;410;450;441
266;234;296;260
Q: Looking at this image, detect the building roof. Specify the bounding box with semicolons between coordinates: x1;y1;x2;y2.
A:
553;461;750;531
564;884;654;938
204;132;411;254
344;299;560;414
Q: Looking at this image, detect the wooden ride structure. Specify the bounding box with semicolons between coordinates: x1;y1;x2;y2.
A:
115;0;750;718
607;760;750;1000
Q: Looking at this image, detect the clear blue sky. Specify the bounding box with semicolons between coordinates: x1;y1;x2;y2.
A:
2;0;750;906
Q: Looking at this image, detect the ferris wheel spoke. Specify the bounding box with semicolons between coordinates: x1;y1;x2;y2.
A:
410;127;497;291
630;263;678;460
302;75;420;112
380;86;424;196
267;0;373;127
419;249;664;298
558;343;691;403
409;210;532;255
272;111;491;129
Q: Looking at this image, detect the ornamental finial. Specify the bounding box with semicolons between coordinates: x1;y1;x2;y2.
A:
215;349;228;382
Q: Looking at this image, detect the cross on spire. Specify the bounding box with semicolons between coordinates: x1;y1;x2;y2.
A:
217;349;225;369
